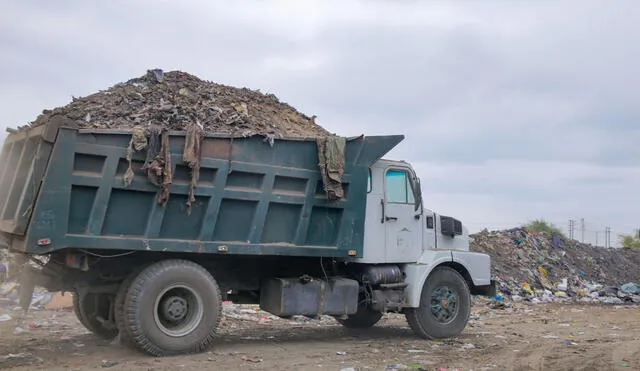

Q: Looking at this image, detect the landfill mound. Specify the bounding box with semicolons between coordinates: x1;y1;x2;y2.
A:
22;69;330;138
470;227;640;304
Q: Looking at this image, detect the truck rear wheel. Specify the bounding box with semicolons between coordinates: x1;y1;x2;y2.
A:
114;264;149;346
335;304;383;329
405;266;470;339
73;292;118;339
121;259;222;356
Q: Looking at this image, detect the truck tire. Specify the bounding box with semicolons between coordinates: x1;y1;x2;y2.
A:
405;266;470;339
114;264;149;347
336;304;383;329
122;259;222;356
73;292;118;339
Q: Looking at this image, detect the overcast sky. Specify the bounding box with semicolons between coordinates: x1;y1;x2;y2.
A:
1;0;639;245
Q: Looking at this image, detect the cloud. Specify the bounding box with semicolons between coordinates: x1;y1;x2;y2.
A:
0;0;638;245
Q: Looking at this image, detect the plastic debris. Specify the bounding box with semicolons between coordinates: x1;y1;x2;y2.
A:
385;365;409;370
620;282;640;294
557;278;568;292
241;356;263;363
619;359;631;368
13;327;26;335
101;360;119;368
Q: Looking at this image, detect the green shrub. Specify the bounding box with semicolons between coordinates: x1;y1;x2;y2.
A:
524;219;566;237
619;234;640;249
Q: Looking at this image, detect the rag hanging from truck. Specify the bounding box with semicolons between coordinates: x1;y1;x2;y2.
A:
124;126;346;208
316;135;346;201
123;124;172;206
123;125;148;187
147;128;173;206
182;122;205;215
123;122;203;211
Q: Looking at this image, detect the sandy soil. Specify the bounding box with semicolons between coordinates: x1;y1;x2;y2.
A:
0;302;638;371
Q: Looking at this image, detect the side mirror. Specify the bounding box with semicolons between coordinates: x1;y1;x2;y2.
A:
409;174;423;212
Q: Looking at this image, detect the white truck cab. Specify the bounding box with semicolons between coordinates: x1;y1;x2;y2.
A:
342;158;494;339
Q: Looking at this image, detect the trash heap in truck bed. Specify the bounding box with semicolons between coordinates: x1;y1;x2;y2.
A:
23;68;330;138
470;227;640;305
14;69;346;208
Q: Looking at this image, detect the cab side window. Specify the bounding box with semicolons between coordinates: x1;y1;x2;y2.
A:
385;169;415;204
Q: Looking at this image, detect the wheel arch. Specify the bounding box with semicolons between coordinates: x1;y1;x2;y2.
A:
402;251;453;307
437;261;486;295
404;249;494;307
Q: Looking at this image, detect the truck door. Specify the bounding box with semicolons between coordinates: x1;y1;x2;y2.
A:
383;167;422;263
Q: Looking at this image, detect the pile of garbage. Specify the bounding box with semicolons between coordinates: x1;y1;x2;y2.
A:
470;227;640;304
0;281;57;311
9;69;347;208
20;69;330;138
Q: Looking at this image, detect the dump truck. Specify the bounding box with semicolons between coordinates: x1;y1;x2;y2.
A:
0;119;495;356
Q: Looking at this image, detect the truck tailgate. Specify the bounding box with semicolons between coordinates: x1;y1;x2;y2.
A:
0;121;59;236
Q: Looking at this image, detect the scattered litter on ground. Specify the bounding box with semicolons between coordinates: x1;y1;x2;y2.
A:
241;355;263;363
101;360;119;368
0;352;44;368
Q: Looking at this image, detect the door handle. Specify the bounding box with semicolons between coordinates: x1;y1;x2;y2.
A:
385;216;398;222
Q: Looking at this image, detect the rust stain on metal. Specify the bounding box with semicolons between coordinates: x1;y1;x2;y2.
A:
201;138;232;159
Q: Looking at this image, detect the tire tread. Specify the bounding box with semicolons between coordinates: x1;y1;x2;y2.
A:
123;259;222;356
405;266;471;339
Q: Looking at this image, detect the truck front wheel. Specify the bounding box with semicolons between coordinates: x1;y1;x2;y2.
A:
121;259;222;356
405;266;470;339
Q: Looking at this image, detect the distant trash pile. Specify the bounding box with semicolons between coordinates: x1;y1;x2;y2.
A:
470;227;640;305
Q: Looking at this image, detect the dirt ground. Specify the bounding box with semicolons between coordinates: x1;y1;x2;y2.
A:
0;301;638;371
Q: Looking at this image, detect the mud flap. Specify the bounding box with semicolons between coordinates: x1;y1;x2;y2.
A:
18;266;36;312
471;279;498;297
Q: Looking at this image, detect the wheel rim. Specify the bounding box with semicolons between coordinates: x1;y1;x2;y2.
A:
153;284;204;337
429;285;459;324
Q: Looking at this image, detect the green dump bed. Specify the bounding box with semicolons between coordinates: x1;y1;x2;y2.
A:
0;121;402;258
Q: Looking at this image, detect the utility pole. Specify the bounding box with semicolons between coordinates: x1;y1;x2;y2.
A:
595;231;599;247
580;218;585;243
568;219;575;240
605;227;611;248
